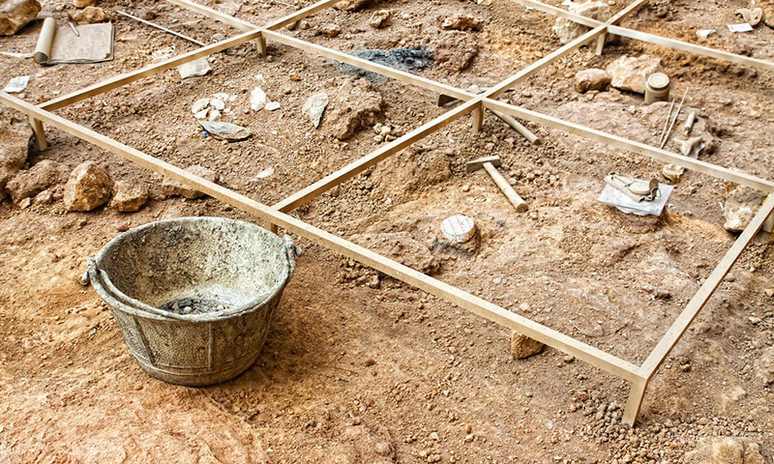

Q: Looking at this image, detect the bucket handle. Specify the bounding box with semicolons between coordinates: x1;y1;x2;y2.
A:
89;258;190;321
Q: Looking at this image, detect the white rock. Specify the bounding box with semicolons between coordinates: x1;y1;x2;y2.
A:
210;98;225;111
302;93;329;128
265;101;281;111
192;98;210;114
194;108;209;119
177;58;211;79
250;87;268;111
208;110;221;121
553;1;611;44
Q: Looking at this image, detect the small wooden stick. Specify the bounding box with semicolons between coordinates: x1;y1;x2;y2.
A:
116;11;206;47
658;98;675;148
492;110;540;145
483;162;528;212
660;88;688;149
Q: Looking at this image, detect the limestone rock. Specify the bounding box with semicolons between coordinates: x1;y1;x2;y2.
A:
332;0;372;11
302;93;329;128
369;9;391;28
328;79;384;141
553;1;610;44
6;159;67;203
319;23;341;38
574;69;611;93
64;161;114;212
69;6;110;23
429;32;479;73
510;332;544;359
0;114;32;201
662;164;685;182
0;0;41;35
72;0;95;8
161;165;219;200
684;437;765;464
442;14;484;31
723;185;767;233
754;346;774;385
109;181;148;212
606;55;662;94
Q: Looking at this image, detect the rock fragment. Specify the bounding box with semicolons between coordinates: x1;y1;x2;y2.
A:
662;164;685;182
0;0;41;35
178;58;211;79
754;346;774;385
161;165;219;200
328;79;384;140
442;14;483;31
63;161;114;212
369;9;392;28
510;332;544;359
302;93;329;128
6;159;67;203
684;436;766;464
109;181;149;212
69;6;110;23
0;114;32;201
574;69;611;93
199;120;252;141
332;0;372;11
606;54;662;94
250;87;267;111
553;1;610;44
320;23;341;37
429;32;479;73
722;185;767;233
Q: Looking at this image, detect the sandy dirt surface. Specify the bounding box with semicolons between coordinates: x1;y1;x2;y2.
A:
2;0;774;462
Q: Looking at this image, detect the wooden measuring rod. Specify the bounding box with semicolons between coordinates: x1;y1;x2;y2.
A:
466;156;528;212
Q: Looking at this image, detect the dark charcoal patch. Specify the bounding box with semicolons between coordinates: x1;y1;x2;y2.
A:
339;47;434;82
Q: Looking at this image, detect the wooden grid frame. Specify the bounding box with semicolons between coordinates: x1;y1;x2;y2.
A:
2;0;774;426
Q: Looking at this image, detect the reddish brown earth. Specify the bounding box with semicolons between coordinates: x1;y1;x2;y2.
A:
1;0;774;462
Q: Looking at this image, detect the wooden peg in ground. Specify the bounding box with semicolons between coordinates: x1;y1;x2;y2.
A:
465;156;527;212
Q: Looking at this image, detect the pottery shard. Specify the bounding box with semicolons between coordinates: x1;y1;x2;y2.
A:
109;181;148;212
6;159;67;203
64;161;114;212
0;0;41;35
754;346;774;385
442;14;484;31
510;332;544;359
0;114;32;201
329;79;384;141
684;436;765;464
606;54;662;94
69;6;110;23
723;185;767;233
574;69;611;93
552;1;610;44
161;165;219;199
369;9;391;28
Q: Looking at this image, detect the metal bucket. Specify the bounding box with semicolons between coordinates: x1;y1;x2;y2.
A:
89;217;296;386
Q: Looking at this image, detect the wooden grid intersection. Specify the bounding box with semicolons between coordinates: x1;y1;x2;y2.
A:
2;0;774;426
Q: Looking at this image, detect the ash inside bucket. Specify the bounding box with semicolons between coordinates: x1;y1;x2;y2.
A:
160;295;233;315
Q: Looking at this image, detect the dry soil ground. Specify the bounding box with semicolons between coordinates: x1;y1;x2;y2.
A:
2;0;774;462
